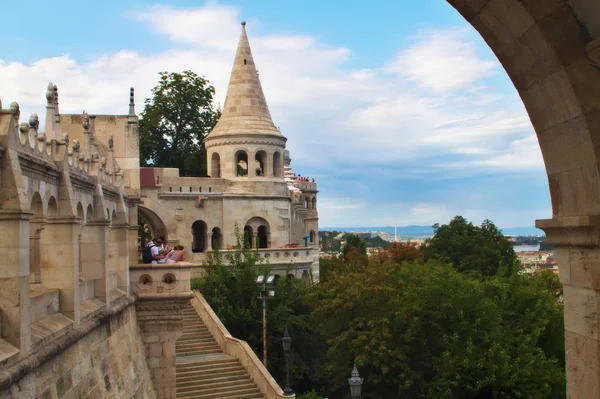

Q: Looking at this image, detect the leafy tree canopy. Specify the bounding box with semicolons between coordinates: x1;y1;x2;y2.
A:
424;216;518;277
139;70;220;177
342;234;367;257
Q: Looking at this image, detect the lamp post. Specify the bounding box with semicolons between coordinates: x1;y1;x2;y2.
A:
282;327;293;395
257;275;275;367
348;364;363;399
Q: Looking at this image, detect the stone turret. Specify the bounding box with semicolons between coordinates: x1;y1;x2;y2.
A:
204;22;287;181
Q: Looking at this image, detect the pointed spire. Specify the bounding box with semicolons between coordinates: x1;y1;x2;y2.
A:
207;22;283;138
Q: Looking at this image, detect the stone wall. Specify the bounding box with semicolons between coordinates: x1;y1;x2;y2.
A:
0;299;155;399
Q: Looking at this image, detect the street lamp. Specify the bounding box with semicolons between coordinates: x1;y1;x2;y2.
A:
257;275;275;367
282;327;293;395
348;364;363;398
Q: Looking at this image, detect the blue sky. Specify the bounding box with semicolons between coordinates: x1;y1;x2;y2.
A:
0;0;550;228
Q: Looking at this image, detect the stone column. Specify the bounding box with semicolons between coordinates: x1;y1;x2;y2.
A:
537;216;600;398
39;216;81;325
253;232;259;249
29;220;44;284
0;212;32;355
81;219;110;307
206;232;213;251
136;298;187;399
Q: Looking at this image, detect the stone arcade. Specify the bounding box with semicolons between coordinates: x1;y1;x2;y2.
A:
0;1;600;397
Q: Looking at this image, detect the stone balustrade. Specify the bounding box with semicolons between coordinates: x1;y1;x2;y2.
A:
129;262;192;298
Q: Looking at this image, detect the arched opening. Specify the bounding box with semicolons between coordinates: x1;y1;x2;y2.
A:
273;151;282;177
138;206;167;242
211;227;223;250
86;204;94;224
254;150;267;176
310;230;315;244
29;193;44;284
245;217;270;249
273;274;281;286
312;197;317;210
47;196;58;218
243;225;253;248
304;197;309;209
257;225;269;249
76;203;84;220
191;220;207;253
211;152;221;178
111;210;117;224
301;270;310;283
235;150;248;177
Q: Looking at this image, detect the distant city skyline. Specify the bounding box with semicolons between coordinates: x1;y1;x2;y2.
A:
0;0;550;228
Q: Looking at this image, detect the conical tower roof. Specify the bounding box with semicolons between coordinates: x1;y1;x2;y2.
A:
207;22;284;139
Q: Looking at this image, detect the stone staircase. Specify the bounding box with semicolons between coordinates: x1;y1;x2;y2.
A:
176;302;265;399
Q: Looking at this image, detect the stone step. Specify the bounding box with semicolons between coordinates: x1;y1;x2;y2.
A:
176;337;216;346
177;358;239;371
177;348;222;356
176;378;256;394
176;343;221;351
176;366;246;380
176;373;249;387
176;382;260;397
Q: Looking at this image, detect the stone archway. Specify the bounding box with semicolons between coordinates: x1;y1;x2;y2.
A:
138;205;168;239
445;2;600;397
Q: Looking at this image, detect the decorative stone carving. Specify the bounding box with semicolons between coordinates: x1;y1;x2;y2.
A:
195;195;208;208
108;135;114;150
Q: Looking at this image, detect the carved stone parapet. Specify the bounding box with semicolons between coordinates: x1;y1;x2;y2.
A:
536;215;600;246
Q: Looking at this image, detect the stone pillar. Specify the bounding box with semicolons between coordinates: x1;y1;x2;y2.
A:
39;217;81;324
29;220;44;284
136;298;187;399
81;220;110;307
0;212;32;355
537;216;600;398
110;223;130;295
253;232;259;249
206;232;213;251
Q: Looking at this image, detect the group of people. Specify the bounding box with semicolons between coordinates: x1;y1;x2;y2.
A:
142;236;185;264
296;175;315;183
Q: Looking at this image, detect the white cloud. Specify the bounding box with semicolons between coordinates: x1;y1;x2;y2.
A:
384;29;498;92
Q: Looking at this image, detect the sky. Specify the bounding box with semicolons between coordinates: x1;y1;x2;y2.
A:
0;0;551;228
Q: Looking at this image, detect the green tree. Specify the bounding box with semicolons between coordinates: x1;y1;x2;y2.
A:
342;234;367;257
424;216;518;277
312;257;565;398
139;70;220;176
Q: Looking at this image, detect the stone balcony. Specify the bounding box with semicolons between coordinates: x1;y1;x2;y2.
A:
297;182;317;192
129;262;192;298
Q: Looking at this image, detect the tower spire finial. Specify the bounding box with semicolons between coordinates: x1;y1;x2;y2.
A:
241;21;246;26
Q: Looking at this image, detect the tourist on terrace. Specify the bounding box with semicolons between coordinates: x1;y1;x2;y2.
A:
166;246;185;263
151;238;165;263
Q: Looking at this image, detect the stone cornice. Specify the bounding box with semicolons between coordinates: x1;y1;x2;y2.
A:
102;186;120;202
204;136;287;149
18;153;60;184
70;173;95;194
536;215;600;246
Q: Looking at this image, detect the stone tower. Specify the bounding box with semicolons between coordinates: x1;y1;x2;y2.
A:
204;22;287;183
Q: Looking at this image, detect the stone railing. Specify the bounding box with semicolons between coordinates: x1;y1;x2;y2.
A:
296;181;317;192
217;246;318;265
129;262;192;298
191;291;294;399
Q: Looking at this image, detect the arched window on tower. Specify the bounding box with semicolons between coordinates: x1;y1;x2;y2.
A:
255;150;267;176
312;197;317;210
257;225;269;249
310;230;315;244
273;151;281;178
191;220;207;253
211;153;221;178
211;227;223;250
304;197;309;209
235;150;248;177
